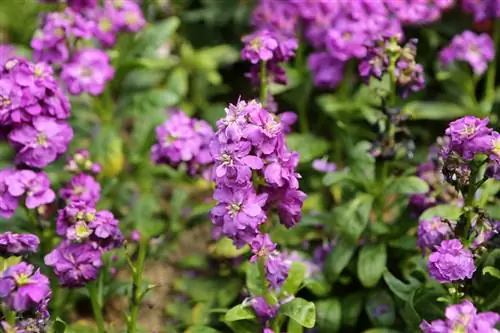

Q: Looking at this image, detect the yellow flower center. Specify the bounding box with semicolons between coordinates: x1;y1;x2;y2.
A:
36;134;48;146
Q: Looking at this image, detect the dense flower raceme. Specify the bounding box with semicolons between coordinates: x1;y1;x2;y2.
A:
61;48;115;96
0;58;71;126
44;241;103;287
60;173;101;206
427;239;476;283
440;116;500;184
462;0;500;23
0;232;39;256
359;36;425;98
0;262;51;312
439;30;495;76
421;300;500;333
151;110;214;176
409;145;462;217
210;99;306;290
56;200;124;250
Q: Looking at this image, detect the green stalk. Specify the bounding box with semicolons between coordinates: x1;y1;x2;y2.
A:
485;20;500;110
462;167;479;246
88;280;106;333
260;61;267;104
127;239;148;333
298;80;312;133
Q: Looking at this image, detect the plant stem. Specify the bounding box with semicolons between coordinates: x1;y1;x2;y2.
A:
127;239;148;333
298;80;312;133
485;20;500;110
257;257;277;306
260;60;267;104
463;167;479;245
88;280;106;333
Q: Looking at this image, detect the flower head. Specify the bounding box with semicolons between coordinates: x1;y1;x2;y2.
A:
252;296;278;321
417;217;454;251
0;232;39;256
8;117;73;168
60;174;101;206
61;48;114;96
428;239;476;283
65;149;102;175
5;170;55;209
0;169;19;219
0;262;51;312
44;241;103;287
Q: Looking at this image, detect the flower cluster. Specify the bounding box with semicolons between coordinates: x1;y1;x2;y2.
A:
440;116;500;186
417;217;454;252
427;239;476;283
0;232;39;256
359;35;425;98
241;28;298;88
421;300;500;332
462;0;500;23
151;110;214;177
409;144;462;217
210;99;306;309
439;31;495;76
250;0;452;89
45;149;123;287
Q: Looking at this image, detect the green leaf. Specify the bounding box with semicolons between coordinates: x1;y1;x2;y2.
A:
358;244;387;288
322;169;352;187
324;238;357;282
483;266;500;279
280;262;307;298
131;17;180;58
365;291;395;327
92;126;124;178
185;326;219;333
224;304;256;322
54;318;67;333
315;299;341;333
419;204;462;221
303;273;332;297
385;176;429;195
404;101;469;120
383;271;419;302
246;263;264;297
342;293;364;328
224;320;260;333
331;194;373;241
280;298;316;328
213;237;250;258
167;67;189;98
286;134;329;164
287;319;304;333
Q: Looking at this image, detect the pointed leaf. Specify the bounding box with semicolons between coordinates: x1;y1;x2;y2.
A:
224;304;256;322
280;298;316;328
315;298;341;333
358;243;387;288
280;262;307;298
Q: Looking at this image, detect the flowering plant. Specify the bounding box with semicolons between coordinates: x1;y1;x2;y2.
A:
1;1;500;333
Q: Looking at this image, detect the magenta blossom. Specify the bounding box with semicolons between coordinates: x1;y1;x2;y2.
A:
0;232;39;256
428;239;476;283
5;170;55;209
0;169;19;219
60;174;101;206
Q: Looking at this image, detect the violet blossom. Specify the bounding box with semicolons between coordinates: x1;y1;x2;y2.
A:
5;170;56;209
0;232;39;256
0;169;19;219
417;217;454;251
60;174;101;206
427;239;476;283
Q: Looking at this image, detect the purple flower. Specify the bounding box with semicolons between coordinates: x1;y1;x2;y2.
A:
60;174;101;206
56;200;96;237
0;262;51;312
428;239;476;283
325;20;367;61
5;170;55;209
421;300;500;333
0;232;39;255
0;169;19;219
211;187;268;247
151;111;214;176
105;0;146;33
417;217;454;251
312;157;336;173
249;233;289;289
387;0;454;25
44;241;103;287
61;48;115;96
462;0;500;23
439;31;495;76
307;52;345;89
252;296;278;321
31;9;94;64
89;7;119;47
251;0;299;36
87;210;124;250
67;0;98;10
8;117;73;168
241;30;279;64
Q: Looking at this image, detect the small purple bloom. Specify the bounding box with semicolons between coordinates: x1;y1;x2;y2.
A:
428;239;476;283
105;0;146;33
462;0;500;23
307;52;345;89
0;169;19;219
5;170;55;209
61;48;114;96
439;31;495;76
65;149;102;175
312;157;336;173
0;232;39;256
0;262;51;312
417;217;454;251
8;117;73;168
44;241;103;287
241;30;279;64
252;296;278;321
60;174;101;206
